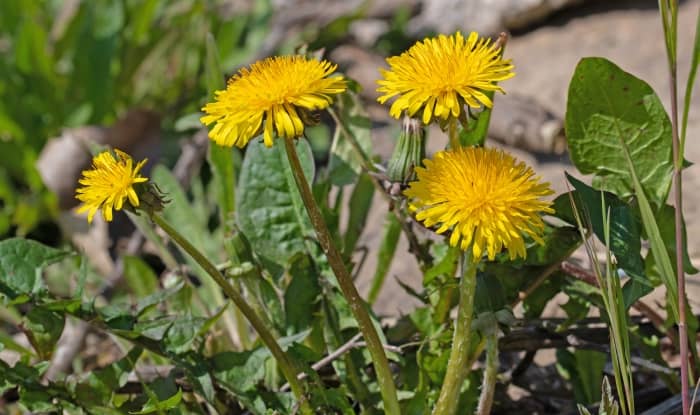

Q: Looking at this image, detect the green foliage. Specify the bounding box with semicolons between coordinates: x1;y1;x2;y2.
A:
566;57;673;209
557;349;607;405
0;0;270;236
236;138;315;268
0;237;71;301
368;213;402;304
327;92;374;186
578;377;620;415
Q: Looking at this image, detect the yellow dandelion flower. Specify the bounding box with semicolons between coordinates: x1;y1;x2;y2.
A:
377;31;514;125
405;147;554;261
201;55;347;148
75;149;148;223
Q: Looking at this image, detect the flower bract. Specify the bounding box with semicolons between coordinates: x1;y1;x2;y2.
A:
201;55;347;148
75;149;148;223
377;31;514;125
405;147;553;261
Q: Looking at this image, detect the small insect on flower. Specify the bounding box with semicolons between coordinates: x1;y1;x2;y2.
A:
405;147;554;261
377;31;514;125
201;55;347;148
75;149;148;223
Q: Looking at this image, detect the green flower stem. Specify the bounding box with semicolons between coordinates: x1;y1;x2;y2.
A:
476;329;499;415
149;213;311;414
448;117;460;149
433;250;477;415
283;136;401;415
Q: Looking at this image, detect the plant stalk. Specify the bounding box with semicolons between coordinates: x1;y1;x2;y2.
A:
672;73;689;415
659;0;689;412
476;329;499;415
448;117;461;149
282;136;401;415
433;250;477;415
150;213;311;414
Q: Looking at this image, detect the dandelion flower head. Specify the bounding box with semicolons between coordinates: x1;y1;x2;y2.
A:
405;147;553;261
377;31;514;125
201;55;347;148
75;149;148;223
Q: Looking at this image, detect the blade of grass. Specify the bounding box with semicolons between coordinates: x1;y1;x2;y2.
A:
567;189;634;415
680;7;700;158
368;213;401;305
659;1;691;413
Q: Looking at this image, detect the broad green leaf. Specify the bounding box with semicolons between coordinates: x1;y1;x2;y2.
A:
209;145;238;233
566;57;673;208
23;306;64;359
205;32;225;96
649;204;698;276
343;173;374;255
133;316;175;341
41;298;82;314
82;34;117;122
14;17;53;79
74;346;143;406
135;272;185;316
188;360;217;405
328;92;373;185
423;245;459;286
19;389;61;413
556;349;606;405
559;280;596;330
561;174;651;307
92;0;125;38
644;205;699;336
131;389;183;414
164;315;208;354
0;329;35;356
368;213;401;305
128;0;159;45
211;349;268;394
0;238;71;301
236;137;315;266
519;224;581;267
123;255;159;298
474;274;506;313
635;179;679;323
481;224;580;309
284;254;321;332
308;387;355;415
523;273;566;319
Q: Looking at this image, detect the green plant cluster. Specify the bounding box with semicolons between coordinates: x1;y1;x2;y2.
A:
0;0;270;236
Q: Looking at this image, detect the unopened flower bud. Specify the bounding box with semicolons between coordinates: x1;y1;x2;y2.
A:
387;116;425;182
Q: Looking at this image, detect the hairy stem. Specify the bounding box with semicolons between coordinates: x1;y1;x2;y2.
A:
150;213;311;414
433;251;477;415
448;117;460;149
283;136;401;415
659;0;689;412
476;330;499;415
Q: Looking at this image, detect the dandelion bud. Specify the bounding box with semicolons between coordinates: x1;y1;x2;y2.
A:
387;116;425;182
